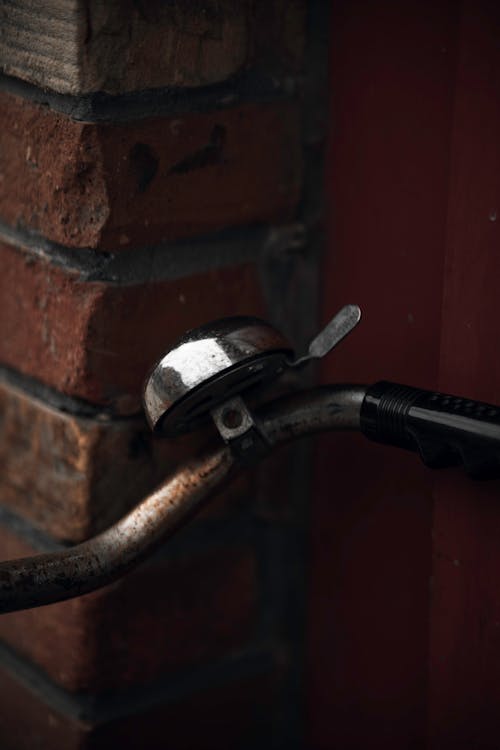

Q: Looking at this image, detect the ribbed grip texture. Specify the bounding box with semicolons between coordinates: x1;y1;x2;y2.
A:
360;382;426;446
360;381;500;480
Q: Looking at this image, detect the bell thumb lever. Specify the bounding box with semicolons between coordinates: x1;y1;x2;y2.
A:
289;304;361;368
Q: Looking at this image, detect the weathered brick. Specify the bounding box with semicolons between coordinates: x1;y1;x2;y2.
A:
0;0;305;95
0;240;268;412
0;1;312;745
0;664;280;749
0;91;301;250
0;666;85;750
0;378;255;542
0;524;259;693
0;376;254;541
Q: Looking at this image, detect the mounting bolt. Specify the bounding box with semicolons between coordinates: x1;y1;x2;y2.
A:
222;407;243;430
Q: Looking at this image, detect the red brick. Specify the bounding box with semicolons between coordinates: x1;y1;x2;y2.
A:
0;0;305;95
0;376;251;541
0;91;301;250
0;666;86;750
0;525;259;693
0;240;267;412
0;664;281;750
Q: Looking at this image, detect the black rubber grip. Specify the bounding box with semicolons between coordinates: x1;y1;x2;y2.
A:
360;381;500;479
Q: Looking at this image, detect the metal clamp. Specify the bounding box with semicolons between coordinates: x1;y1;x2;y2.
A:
211;395;271;464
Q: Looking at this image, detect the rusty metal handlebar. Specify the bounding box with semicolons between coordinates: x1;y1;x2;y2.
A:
0;385;366;614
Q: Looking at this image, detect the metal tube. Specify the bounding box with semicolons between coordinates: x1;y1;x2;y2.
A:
0;384;366;613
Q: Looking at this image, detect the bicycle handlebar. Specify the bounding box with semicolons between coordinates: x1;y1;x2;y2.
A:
0;381;498;614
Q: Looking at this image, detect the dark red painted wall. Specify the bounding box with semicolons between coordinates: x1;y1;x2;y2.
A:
308;1;500;748
430;3;500;748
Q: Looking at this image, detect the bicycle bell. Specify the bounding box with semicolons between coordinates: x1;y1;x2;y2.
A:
143;304;361;457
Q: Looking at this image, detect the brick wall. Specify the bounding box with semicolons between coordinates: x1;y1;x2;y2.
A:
0;2;329;748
